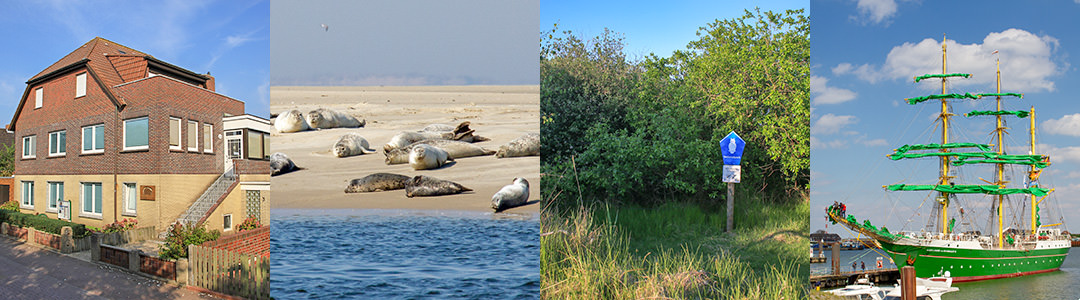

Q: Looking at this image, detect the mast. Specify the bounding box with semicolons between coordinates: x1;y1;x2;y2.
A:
939;35;952;235
1030;106;1037;236
995;59;1005;248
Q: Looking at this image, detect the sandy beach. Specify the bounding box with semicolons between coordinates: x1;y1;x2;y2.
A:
268;85;540;216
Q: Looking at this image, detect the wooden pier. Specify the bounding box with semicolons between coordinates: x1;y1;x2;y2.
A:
810;268;900;289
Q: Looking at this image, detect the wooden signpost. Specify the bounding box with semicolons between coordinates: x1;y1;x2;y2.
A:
720;131;745;233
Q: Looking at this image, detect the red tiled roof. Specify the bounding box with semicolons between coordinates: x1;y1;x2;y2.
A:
29;37;148;88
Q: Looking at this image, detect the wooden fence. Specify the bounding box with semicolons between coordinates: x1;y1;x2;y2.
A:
189;244;270;299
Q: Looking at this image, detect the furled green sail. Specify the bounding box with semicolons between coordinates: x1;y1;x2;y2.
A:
892;143;993;154
885;184;1050;196
975;92;1023;99
965;110;1029;118
913;73;972;83
906;93;979;105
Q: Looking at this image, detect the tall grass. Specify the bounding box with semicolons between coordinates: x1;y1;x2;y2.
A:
541;195;808;299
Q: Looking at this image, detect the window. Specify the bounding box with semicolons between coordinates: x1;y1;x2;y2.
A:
82;124;104;153
223;214;233;231
247;131;268;160
81;182;102;216
20;181;34;208
76;73;87;97
203;123;213;153
226;130;243;159
263;133;270;159
22;135;35;158
34;87;42;109
48;182;63;212
123;117;149;150
187;120;198;151
169;117;181;150
122;183;137;216
48;130;66;156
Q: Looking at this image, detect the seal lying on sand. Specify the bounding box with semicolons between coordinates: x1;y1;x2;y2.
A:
274;110;309;133
409;144;452;170
496;132;540;158
344;173;411;193
491;178;529;212
404;175;472;197
270;152;298;176
421;124;455;132
384;140;495;165
382;121;490;152
332;133;376;157
306;108;365;129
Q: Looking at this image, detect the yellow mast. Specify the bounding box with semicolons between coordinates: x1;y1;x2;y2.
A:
940;35;952;236
1030;106;1037;236
995;59;1005;248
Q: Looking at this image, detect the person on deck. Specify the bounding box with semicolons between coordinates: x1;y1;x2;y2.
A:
852;261;857;273
861;261;865;271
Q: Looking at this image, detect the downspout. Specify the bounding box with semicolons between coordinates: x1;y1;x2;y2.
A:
114;108;119;224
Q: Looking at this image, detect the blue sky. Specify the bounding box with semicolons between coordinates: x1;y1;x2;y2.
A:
811;0;1080;237
271;0;538;86
0;0;270;118
541;0;807;60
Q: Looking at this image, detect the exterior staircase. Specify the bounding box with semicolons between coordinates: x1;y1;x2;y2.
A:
177;169;238;226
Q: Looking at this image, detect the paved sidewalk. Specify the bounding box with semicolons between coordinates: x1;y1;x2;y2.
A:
0;237;217;300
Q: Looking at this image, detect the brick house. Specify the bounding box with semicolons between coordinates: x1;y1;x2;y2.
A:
10;37;270;233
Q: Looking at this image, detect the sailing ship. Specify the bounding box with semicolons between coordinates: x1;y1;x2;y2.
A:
826;36;1071;282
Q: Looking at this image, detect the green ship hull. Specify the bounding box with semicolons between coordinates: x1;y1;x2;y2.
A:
879;240;1068;282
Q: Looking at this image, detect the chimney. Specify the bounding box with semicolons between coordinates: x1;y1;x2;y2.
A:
204;74;215;92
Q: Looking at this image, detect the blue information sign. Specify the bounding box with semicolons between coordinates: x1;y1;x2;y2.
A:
719;131;745;165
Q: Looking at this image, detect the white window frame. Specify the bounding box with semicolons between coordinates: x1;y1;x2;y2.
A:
76;73;87;98
47;182;63;212
80;182;103;218
34;87;42;109
223;214;233;231
20;181;34;209
22;135;35;159
122;117;149;151
82;124;105;154
48;130;66;157
122;182;137;216
187;120;199;152
169;117;182;150
203;123;213;153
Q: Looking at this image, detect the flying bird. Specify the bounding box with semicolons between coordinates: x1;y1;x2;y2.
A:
321;24;329;32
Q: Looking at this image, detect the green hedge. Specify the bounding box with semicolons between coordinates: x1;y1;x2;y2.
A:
0;210;90;238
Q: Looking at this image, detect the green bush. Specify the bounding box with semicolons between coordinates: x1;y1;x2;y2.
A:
0;200;18;211
0;210;90;238
158;222;221;260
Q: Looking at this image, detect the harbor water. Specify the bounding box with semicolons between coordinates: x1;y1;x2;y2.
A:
810;248;897;275
269;209;540;299
816;247;1080;299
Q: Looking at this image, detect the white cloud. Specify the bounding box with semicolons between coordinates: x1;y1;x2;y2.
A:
853;0;899;25
1042;113;1080;136
813;114;859;135
835;29;1063;92
811;76;857;105
1031;144;1080;163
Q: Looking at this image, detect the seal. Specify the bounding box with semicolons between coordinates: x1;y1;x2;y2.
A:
384;140;495;165
409;144;453;170
270;152;298;176
496;132;540;158
274;110;310;133
404;175;472;197
491;178;530;212
421;124;455;132
306;108;365;129
332;133;376;157
382;121;490;152
344;173;412;193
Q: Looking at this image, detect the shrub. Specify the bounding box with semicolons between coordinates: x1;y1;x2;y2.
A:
0;210;90;238
100;218;138;233
158;222;221;260
235;217;260;232
0;200;18;211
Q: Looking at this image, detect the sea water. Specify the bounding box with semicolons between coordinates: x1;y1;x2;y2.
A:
269;209;540;299
810;248;898;275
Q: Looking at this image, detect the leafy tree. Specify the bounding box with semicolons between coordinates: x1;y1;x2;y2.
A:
0;144;14;177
